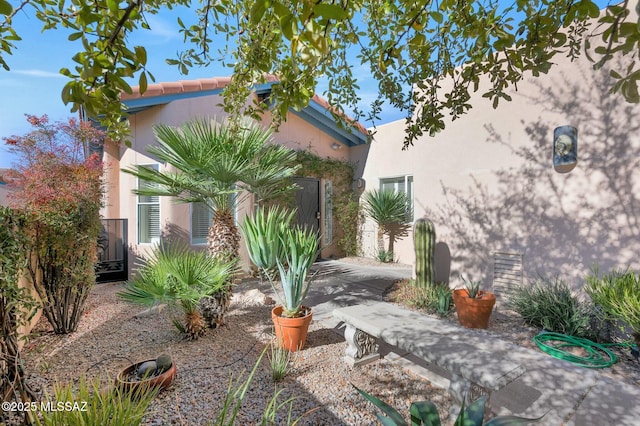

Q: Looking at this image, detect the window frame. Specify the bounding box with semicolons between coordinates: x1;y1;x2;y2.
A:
190;202;214;246
379;175;414;221
137;164;161;245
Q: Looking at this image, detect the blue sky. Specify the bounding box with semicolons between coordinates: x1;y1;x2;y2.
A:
0;8;399;169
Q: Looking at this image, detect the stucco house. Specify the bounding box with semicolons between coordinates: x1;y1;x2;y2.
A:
99;76;369;279
358;50;640;295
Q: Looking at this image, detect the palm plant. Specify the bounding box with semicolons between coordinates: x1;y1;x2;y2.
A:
123;117;300;326
118;244;236;340
362;189;412;260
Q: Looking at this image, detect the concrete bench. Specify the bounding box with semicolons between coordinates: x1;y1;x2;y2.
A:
333;302;526;409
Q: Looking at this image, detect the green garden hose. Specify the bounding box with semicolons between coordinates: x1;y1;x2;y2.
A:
533;332;636;369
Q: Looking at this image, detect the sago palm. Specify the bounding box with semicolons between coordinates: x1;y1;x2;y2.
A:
123;118;300;326
118;244;236;340
362;189;412;259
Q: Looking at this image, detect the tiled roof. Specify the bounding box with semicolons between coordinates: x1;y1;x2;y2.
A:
121;76;368;137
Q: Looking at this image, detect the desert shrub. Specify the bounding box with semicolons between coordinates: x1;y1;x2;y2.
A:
4;114;104;334
509;276;595;338
392;279;452;317
0;207;38;423
586;267;640;342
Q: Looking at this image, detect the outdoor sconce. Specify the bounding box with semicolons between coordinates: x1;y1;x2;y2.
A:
553;126;578;173
331;142;341;150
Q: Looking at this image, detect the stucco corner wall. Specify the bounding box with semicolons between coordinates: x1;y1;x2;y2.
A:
363;54;640;290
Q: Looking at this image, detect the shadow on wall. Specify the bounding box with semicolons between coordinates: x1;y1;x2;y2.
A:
426;61;640;287
127;222;192;278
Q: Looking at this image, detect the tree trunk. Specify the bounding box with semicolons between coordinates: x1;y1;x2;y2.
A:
201;208;239;328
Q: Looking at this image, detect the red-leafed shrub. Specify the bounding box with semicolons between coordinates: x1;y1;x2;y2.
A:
3;114;104;334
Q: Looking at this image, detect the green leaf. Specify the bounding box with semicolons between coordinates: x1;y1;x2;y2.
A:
68;32;83;41
134;45;147;65
313;3;347;20
0;0;12;15
409;400;441;426
106;0;119;12
280;13;296;40
250;0;267;25
430;11;444;24
138;72;148;94
353;385;407;426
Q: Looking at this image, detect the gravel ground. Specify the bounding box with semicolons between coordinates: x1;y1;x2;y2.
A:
18;277;452;426
14;257;639;425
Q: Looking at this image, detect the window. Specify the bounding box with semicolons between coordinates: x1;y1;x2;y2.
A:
191;202;214;245
380;175;414;221
137;164;160;244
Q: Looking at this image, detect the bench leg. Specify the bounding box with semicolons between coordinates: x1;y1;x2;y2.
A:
449;374;492;418
343;324;380;367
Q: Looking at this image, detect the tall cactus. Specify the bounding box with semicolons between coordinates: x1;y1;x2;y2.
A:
414;217;435;288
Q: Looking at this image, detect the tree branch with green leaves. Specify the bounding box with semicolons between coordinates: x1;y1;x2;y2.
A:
2;0;638;148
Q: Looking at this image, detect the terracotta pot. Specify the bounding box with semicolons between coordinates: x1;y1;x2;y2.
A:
271;306;313;352
116;360;177;394
452;289;496;329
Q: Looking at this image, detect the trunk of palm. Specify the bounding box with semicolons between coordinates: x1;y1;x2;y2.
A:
199;208;239;328
184;309;207;340
377;227;385;252
207;209;240;262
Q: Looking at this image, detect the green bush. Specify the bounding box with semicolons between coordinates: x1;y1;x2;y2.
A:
34;376;159;426
508;276;595;338
393;280;452;318
586;268;640;341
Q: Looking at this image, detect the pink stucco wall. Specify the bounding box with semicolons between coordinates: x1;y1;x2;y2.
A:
103;93;356;275
363;53;640;291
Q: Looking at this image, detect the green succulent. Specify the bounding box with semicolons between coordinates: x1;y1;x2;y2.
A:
354;384;544;426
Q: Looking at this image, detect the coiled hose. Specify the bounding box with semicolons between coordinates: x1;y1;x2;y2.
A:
533;332;636;369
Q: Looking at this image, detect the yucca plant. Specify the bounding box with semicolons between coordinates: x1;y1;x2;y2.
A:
273;225;321;318
240;205;296;281
586;267;640;344
362;189;412;259
242;206;321;318
118;244;236;339
354;385;544;425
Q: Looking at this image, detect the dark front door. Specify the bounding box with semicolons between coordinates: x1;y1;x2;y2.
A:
293;178;320;234
96;219;128;283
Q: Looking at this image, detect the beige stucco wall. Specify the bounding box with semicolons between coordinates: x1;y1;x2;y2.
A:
363;53;640;290
105;93;358;275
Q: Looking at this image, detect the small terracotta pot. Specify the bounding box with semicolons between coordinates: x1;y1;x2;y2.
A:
452;289;496;329
271;306;313;352
116;360;176;394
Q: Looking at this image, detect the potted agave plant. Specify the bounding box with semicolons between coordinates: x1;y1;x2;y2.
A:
452;275;496;329
241;206;321;351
